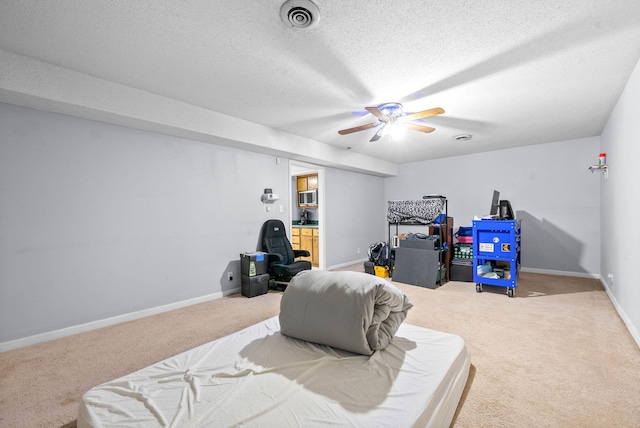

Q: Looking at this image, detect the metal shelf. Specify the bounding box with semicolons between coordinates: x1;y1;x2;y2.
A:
388;198;450;285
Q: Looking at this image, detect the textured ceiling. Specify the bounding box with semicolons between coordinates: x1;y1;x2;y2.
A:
1;0;640;169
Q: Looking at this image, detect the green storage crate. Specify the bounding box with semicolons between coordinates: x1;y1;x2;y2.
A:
453;243;473;259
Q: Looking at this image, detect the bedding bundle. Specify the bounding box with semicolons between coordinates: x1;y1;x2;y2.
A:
387;198;444;224
279;270;413;355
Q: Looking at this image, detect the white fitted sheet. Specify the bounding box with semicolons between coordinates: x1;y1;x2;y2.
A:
79;317;470;428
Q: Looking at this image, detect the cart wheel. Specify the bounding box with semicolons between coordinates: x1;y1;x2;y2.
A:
507;288;514;298
476;283;483;293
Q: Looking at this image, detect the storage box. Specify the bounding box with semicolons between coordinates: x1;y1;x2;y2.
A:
374;266;389;278
240;252;268;276
450;264;473;282
453;243;473;259
364;261;375;275
241;273;269;298
457;226;473;236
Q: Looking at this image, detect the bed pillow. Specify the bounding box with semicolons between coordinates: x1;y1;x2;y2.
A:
279;270;413;355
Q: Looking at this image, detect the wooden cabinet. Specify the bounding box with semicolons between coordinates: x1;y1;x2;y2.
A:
291;226;318;267
429;216;454;283
312;228;319;266
296;174;318;192
300;228;313;263
296;176;308;192
291;227;301;250
296;173;319;208
307;175;318;190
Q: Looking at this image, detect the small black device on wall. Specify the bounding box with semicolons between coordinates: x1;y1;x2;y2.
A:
261;188;279;203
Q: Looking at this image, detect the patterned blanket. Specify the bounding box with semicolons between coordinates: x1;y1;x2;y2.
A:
387;198;445;224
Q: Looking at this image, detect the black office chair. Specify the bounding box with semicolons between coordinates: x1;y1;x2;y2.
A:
258;219;312;287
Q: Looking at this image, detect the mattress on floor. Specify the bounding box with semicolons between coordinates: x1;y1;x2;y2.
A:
78;317;470;428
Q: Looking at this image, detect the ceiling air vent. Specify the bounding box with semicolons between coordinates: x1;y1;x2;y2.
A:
454;134;472;142
280;0;320;29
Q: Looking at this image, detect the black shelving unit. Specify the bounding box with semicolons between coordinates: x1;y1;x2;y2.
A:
387;196;449;286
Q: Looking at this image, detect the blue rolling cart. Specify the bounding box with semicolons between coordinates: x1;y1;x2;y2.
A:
472;219;521;298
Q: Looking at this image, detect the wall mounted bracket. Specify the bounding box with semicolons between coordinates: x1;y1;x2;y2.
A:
261;188;279;203
588;164;608;179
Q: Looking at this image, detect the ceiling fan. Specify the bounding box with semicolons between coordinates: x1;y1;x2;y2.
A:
338;103;444;142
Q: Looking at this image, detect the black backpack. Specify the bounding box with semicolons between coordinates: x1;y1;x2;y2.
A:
368;242;390;267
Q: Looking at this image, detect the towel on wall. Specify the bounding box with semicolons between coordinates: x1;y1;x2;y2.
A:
279;270;413;355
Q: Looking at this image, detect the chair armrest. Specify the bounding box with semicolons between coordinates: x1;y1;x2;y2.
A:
293;250;310;258
266;252;285;263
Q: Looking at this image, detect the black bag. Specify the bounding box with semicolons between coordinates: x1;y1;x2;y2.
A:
368;242;390;267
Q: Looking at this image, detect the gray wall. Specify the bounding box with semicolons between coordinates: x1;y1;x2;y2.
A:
600;57;640;342
385;137;601;276
3;68;639;347
324;167;386;268
0;103;289;343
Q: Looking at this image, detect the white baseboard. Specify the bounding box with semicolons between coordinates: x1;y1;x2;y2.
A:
327;258;368;271
328;263;600;278
223;287;241;297
520;267;600;279
599;277;640;349
0;291;236;353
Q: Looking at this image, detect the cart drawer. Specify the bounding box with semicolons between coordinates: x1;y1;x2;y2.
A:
477;230;514;256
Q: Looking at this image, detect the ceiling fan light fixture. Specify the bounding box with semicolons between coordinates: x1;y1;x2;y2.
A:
382;123;406;140
280;0;320;29
377;102;403;117
338;103;444;141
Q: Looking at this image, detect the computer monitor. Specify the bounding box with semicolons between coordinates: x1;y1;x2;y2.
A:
499;200;515;220
489;190;500;216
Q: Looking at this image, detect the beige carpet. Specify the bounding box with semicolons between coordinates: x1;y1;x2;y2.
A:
1;267;639;428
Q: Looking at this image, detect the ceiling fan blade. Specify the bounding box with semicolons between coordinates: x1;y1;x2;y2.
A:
398;107;445;123
337;122;380;135
365;106;388;121
403;122;436;133
370;125;386;142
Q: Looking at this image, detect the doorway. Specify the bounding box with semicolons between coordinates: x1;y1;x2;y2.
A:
290;161;325;270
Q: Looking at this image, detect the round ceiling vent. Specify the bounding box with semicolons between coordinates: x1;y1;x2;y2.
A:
280;0;320;29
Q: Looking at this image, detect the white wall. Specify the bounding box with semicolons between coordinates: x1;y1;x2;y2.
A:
0;103;390;348
324;167;386;268
385;137;601;276
600;57;640;343
4;64;639;347
0;103;289;344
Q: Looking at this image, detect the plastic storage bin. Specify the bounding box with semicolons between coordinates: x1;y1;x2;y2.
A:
241;273;269;298
240;252;268;277
374;266;389;278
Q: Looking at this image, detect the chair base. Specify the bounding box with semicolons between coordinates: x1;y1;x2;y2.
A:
269;278;289;291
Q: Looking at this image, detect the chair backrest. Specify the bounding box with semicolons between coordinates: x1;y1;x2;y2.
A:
260;219;295;265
